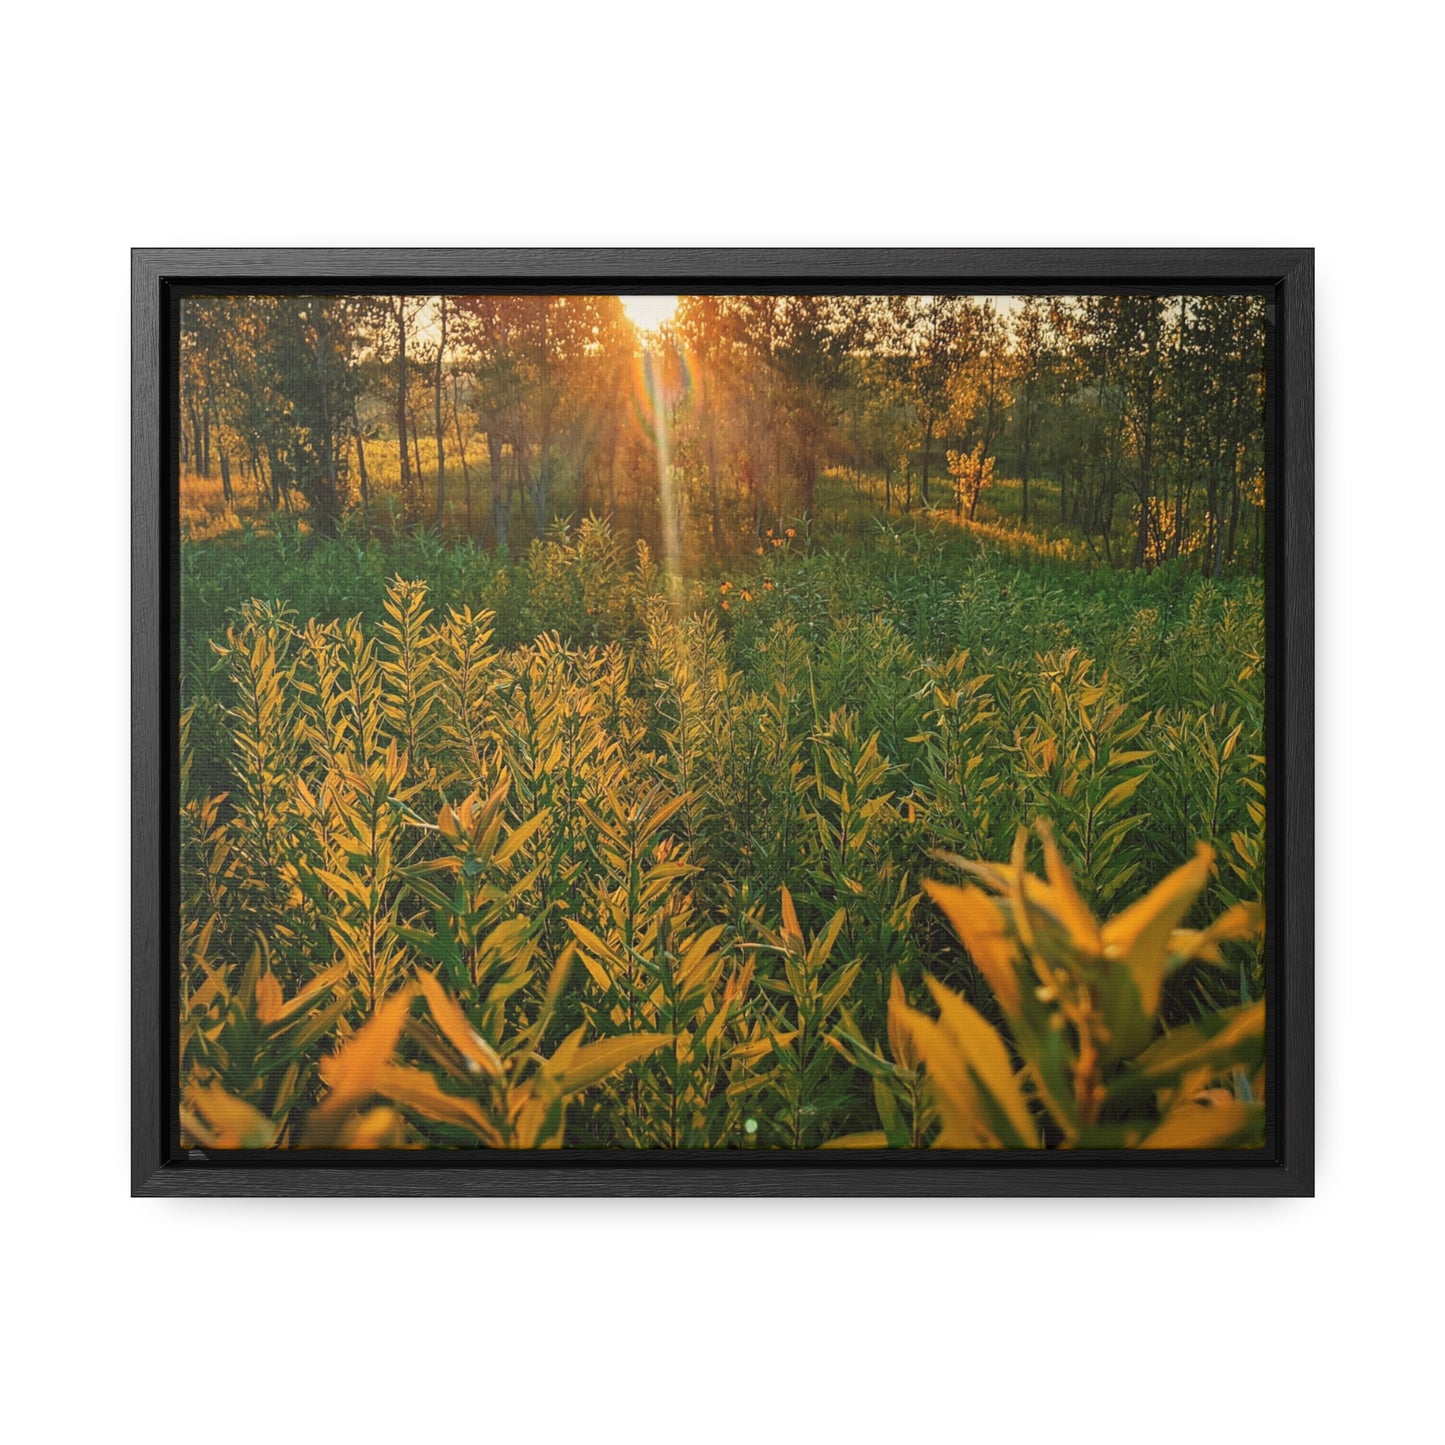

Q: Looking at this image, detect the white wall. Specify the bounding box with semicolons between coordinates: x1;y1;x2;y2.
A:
4;4;1435;1441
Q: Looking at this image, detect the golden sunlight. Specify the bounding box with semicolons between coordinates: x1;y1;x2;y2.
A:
620;295;679;333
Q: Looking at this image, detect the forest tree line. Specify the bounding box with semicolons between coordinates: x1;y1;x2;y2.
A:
179;292;1267;572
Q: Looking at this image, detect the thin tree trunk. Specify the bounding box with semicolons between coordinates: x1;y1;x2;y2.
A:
352;399;370;506
188;400;204;477
919;413;934;507
395;299;411;496
1171;298;1188;558
1225;444;1242;569
434;296;447;530
1020;388;1033;525
409;410;423;495
265;442;281;509
706;403;721;547
315;317;338;535
451;371;472;534
488;432;508;551
1134;409;1154;569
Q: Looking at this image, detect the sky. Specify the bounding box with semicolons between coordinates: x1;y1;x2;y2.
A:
619;295;679;332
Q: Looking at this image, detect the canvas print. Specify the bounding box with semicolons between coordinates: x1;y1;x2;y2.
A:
177;291;1268;1151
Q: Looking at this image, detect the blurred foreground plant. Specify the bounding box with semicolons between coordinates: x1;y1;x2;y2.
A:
835;823;1264;1149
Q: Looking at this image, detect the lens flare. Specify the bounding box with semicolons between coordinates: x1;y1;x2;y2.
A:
636;345;690;598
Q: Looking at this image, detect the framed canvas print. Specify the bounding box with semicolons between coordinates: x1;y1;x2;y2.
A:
132;248;1313;1196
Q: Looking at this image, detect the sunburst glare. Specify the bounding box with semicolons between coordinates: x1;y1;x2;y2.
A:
620;294;679;333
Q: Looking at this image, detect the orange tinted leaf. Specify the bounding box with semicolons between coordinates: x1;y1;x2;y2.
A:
894;1005;997;1148
1100;845;1214;1017
336;1107;412;1149
923;880;1022;1018
1142;1095;1263;1149
820;1131;891;1149
1036;823;1102;956
417;970;504;1079
372;1064;499;1144
316;987;415;1115
549;1033;671;1095
254;972;284;1024
182;1082;279;1149
925;978;1037;1148
780;886;803;946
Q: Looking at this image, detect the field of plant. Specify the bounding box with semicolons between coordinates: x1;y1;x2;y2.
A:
179;503;1266;1151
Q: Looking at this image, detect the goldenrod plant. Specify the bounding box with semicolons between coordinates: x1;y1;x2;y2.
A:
739;888;863;1149
856;823;1265;1149
178;522;1265;1151
173;292;1270;1154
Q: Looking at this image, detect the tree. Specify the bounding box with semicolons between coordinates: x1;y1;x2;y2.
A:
433;296;448;529
773;294;853;519
944;299;1011;519
393;297;414;501
889;295;967;509
1010;296;1051;525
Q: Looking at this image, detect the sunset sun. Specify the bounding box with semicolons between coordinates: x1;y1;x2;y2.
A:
620;294;678;333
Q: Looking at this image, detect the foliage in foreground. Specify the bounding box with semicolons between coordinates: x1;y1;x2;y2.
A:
179;546;1265;1149
830;824;1264;1150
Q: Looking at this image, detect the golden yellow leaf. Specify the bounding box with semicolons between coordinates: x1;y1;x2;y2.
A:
896;1006;998;1147
886;973;919;1070
550;1033;672;1095
922;880;1022;1018
416;970;505;1079
274;961;351;1019
1129;999;1266;1086
372;1065;499;1143
1167;901;1264;965
780;886;803;946
1037;823;1102;957
315;987;415;1116
254;971;284;1024
336;1107;412;1148
1100;845;1214;1017
181;1081;279;1149
1142;1095;1263;1149
925;978;1037;1147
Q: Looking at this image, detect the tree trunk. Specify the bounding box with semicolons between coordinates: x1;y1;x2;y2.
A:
488;432;508;551
1020;387;1033;525
1171;297;1189;558
706;403;721;548
352;399;370;506
536;410;553;536
1134;408;1154;569
801;442;817;521
395;299;411;496
249;441;268;505
265;441;281;509
188;400;204;477
451;371;472;534
1225;443;1242;570
434;296;447;530
314;318;339;535
919;413;934;507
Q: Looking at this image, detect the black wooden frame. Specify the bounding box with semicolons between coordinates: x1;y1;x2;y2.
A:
133;248;1314;1197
